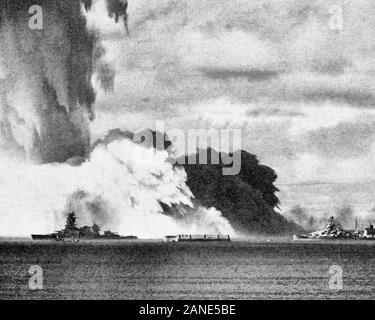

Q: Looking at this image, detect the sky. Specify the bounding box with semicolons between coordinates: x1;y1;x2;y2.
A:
85;0;375;217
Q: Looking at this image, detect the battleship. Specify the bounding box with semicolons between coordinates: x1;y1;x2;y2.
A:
31;212;137;242
293;216;375;240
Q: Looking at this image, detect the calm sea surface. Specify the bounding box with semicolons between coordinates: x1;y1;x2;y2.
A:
0;240;374;300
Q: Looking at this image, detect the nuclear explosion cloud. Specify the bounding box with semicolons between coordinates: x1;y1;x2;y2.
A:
0;134;236;237
0;1;237;237
0;0;128;163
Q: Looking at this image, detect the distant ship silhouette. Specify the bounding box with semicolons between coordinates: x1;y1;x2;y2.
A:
31;212;137;242
294;216;375;240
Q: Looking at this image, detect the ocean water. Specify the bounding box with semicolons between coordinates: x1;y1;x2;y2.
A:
0;240;374;300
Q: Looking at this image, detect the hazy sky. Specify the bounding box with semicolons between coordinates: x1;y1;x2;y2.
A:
87;0;375;185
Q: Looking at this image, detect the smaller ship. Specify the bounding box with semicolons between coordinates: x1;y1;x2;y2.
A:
32;212;137;242
164;234;231;242
293;216;375;240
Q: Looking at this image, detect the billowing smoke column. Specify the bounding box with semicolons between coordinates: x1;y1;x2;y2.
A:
0;0;128;163
0;135;235;237
0;1;235;237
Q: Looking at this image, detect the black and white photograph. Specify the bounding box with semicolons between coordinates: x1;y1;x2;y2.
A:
0;0;374;305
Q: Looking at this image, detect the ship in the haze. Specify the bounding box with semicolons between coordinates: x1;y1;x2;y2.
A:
164;234;231;242
31;212;137;242
293;216;375;240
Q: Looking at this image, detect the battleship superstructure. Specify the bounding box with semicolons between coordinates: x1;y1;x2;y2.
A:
293;216;375;240
31;212;137;241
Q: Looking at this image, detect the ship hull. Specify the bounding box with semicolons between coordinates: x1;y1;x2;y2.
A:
31;235;138;241
31;234;57;240
164;235;231;242
177;238;231;242
293;235;375;241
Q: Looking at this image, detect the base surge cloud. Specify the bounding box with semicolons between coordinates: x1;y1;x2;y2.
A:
0;0;235;238
0;136;235;238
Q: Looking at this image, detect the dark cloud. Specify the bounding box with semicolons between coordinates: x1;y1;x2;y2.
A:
302;88;375;107
200;68;280;82
246;108;303;118
303;120;375;158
